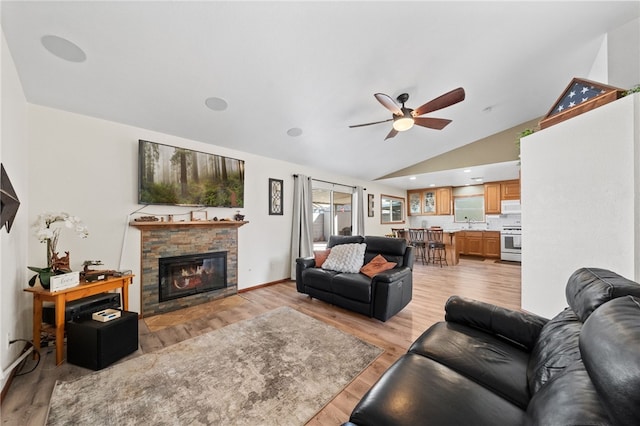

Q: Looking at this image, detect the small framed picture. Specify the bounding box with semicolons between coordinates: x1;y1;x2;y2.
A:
191;210;208;221
368;194;375;217
269;178;283;215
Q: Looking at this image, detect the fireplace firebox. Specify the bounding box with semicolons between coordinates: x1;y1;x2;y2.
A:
159;251;227;302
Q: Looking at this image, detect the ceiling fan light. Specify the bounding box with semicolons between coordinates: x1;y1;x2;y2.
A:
393;116;414;131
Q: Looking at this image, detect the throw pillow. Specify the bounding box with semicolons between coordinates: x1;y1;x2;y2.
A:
360;254;397;278
314;249;331;268
321;243;367;273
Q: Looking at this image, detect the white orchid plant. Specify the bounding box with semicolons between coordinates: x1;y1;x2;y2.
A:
28;212;89;286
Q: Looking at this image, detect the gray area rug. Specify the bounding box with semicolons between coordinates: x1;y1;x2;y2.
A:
46;307;382;425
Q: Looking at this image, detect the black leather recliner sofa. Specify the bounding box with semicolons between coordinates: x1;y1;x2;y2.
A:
345;267;640;425
296;235;414;321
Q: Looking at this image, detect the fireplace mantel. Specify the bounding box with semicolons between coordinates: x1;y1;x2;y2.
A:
130;220;248;230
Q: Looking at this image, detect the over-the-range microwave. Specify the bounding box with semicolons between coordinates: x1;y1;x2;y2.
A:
501;200;521;215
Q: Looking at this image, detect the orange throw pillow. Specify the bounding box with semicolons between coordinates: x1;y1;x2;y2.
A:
360;254;397;278
314;249;331;268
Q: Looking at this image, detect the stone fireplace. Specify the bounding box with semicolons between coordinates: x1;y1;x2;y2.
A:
130;220;247;316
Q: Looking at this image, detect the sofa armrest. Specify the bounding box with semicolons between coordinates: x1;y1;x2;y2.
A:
295;257;315;293
296;256;315;269
372;266;412;283
372;266;413;321
444;295;549;350
403;246;414;270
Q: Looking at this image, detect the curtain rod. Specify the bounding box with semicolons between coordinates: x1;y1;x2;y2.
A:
292;174;366;191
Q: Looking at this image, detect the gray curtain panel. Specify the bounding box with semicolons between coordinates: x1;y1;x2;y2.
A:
290;174;314;279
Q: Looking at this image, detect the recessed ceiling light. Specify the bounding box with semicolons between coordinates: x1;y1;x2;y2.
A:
429;183;436;187
205;97;228;111
41;35;86;63
471;177;483;182
287;128;303;137
463;169;472;173
409;176;416;180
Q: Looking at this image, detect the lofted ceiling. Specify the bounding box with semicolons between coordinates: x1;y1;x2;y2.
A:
2;1;638;189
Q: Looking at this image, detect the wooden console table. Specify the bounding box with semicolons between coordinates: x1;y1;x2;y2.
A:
24;275;134;366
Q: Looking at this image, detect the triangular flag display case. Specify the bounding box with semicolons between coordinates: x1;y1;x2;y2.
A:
539;78;625;130
1;163;21;233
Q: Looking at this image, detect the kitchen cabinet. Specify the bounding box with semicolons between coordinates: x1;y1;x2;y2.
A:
484;180;521;214
408;191;422;215
464;231;484;256
407;187;452;216
501;180;521;200
483;231;501;258
436;187;452;215
457;231;500;258
484;183;501;214
422;190;437;214
456;231;466;254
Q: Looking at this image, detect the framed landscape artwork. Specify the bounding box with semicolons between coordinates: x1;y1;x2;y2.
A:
269;178;283;215
138;140;244;207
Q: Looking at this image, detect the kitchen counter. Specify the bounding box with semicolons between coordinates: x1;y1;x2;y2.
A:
425;229;459;264
442;231;459;266
456;230;502;259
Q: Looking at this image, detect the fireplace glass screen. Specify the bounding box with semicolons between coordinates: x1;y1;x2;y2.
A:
159;251;227;302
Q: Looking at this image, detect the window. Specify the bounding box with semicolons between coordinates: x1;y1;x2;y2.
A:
454;195;485;222
380;195;405;224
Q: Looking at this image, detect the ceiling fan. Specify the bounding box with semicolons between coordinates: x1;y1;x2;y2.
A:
349;87;466;140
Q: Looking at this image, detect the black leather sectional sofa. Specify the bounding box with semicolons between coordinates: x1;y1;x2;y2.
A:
296;235;413;321
345;267;640;425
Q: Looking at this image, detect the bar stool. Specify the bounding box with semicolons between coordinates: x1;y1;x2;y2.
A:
391;228;405;239
427;228;447;267
408;228;427;264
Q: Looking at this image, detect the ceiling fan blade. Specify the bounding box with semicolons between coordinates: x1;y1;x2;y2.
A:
374;93;403;115
384;128;399;140
349;118;393;128
414;117;452;130
414;87;465;117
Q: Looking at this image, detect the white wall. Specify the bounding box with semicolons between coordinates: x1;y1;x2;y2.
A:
520;93;639;318
1;31;30;387
608;17;640;89
26;105;405;314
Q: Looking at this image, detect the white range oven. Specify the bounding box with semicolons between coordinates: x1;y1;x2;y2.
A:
500;225;522;262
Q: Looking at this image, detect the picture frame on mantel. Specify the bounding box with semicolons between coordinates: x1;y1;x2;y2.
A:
191;210;208;221
269;178;283;215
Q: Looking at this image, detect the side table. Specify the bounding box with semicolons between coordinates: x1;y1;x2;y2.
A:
24;275;134;366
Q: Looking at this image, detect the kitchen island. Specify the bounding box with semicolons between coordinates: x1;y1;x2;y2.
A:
442;230;459;266
393;229;459;266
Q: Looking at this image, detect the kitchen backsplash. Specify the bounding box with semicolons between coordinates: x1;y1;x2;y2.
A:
407;213;521;231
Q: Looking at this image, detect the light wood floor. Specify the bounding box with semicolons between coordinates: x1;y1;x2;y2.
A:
1;257;521;425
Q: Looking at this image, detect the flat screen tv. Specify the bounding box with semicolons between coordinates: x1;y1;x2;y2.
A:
138;140;244;207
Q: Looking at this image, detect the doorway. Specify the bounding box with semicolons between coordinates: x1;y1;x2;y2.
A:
312;185;353;249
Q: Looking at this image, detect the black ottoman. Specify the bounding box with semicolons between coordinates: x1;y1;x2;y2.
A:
66;310;139;370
